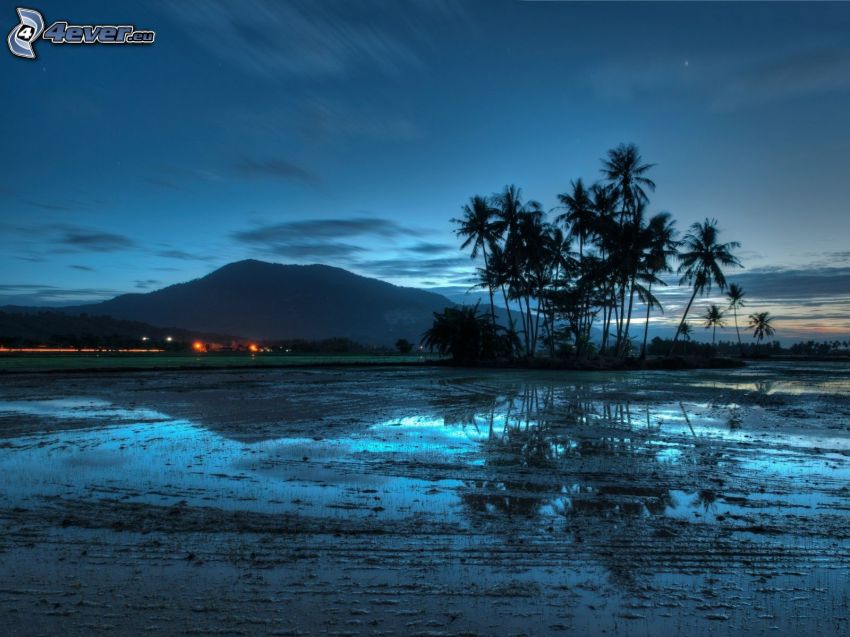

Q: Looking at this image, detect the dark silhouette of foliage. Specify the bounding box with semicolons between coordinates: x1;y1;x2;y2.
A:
448;144;743;362
421;305;510;363
726;283;746;356
670;219;741;354
748;312;775;345
395;338;413;354
702;304;726;345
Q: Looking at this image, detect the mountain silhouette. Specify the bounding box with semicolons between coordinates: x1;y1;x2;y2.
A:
40;260;456;345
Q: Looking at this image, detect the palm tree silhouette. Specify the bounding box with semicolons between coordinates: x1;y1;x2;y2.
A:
601;145;656;356
491;185;544;356
639;211;678;357
421;305;503;363
726;284;745;356
601;143;656;222
557;178;595;260
486;242;517;345
748;312;775;346
702;304;726;345
670;219;741;355
439;144;749;363
453;195;498;326
589;183;618;353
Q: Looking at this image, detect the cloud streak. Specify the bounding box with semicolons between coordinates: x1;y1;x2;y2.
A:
233;217;426;245
162;0;462;79
232;217;430;264
0;284;122;306
56;227;136;253
233;158;319;185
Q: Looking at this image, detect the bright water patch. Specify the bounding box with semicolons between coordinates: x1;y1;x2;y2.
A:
0;400;464;520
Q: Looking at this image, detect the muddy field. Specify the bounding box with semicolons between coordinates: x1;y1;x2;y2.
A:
1;362;849;635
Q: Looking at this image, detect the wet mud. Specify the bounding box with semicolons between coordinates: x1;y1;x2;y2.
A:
1;362;849;635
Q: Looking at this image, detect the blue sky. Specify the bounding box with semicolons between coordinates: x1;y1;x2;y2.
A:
2;1;849;342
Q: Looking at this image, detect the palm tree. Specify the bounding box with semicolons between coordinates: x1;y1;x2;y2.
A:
515;208;550;355
453;196;498;326
486;242;514;337
748;312;775;346
726;284;745;356
601;143;656;221
600;145;656;356
421;305;502;363
636;280;662;357
491;185;544;356
702;304;726;344
588;182;619;354
680;321;693;342
639;211;678;358
556;178;594;259
670;219;741;354
491;184;535;243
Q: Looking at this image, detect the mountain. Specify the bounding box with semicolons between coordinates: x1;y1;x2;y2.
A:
35;260;456;345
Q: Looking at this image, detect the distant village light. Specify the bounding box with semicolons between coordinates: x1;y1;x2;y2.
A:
248;343;259;353
165;336;173;342
192;341;205;352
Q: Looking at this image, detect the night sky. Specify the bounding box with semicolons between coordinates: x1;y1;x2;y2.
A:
2;0;849;341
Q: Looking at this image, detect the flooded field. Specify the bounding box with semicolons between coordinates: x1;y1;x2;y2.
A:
1;362;849;635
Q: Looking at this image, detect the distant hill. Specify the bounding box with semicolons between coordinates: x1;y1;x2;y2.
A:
20;260;457;345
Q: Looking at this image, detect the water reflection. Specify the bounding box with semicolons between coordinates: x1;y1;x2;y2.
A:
431;384;690;527
2;368;849;584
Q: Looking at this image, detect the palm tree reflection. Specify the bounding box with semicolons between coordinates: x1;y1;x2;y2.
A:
434;382;701;526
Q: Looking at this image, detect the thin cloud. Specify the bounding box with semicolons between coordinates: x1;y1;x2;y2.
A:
162;0;461;79
25;199;82;212
55;227;136;253
263;242;367;260
134;279;161;290
728;266;850;299
352;256;470;280
407;242;456;255
0;284;121;306
587;46;850;112
233;158;320;184
713;48;850;110
157;249;215;262
233;217;426;245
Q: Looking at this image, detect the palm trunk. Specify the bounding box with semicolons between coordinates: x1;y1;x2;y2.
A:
603;283;617;355
611;291;620;355
481;246;496;329
515;287;528;352
733;307;743;356
641;281;653;359
614;282;624;353
620;277;636;357
600;301;609;354
532;298;543;356
669;285;700;356
547;298;556;358
499;284;516;357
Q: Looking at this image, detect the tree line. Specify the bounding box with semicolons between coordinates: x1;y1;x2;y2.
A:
424;143;777;362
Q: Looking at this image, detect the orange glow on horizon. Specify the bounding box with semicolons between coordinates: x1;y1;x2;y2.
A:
192;341;206;352
0;348;165;353
248;343;259;353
